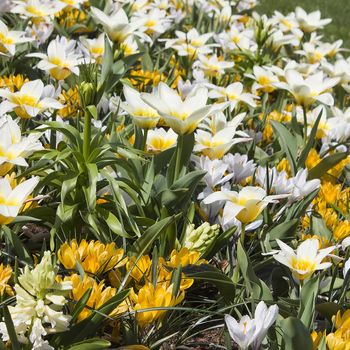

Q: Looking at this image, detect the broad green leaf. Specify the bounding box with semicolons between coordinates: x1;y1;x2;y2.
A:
298;275;319;329
269;219;299;240
279;317;312;350
130;216;177;256
237;240;272;300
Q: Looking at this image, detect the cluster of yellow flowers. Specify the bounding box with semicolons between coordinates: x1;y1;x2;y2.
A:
312;310;350;349
58;240;206;327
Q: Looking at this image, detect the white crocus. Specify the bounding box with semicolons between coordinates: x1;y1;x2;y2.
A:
273;238;335;280
0;80;63;118
204;186;286;224
141;82;218;135
225;301;279;350
27;37;84;80
0;19;33;56
223;153;256;184
295;7;331;33
225;314;256;350
121;85;159;129
208;82;258;111
146;128;178;153
275;70;339;107
0;176;39;225
91;6;144;42
289;168;320;202
0;115;43;175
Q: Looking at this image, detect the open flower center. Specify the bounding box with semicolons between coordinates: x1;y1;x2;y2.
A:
291;258;316;272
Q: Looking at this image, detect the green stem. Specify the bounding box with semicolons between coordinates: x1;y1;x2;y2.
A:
174;135;184;181
302;105;308;142
142;128;148;151
233;224;246;284
83;110;91;161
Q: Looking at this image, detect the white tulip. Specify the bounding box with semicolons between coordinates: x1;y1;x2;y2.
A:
273;238;335;280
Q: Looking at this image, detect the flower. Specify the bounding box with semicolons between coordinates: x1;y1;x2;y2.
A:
295;7;331;33
0;19;33;56
131;282;184;327
0;79;63;118
194;113;251;159
0;252;72;348
80;33;105;63
146;128;177;152
12;0;65;18
225;301;279;350
0;115;43;175
273;238;335;280
0;176;39;224
203;186;286;224
326;310;350;350
161;28;214;58
64;274;127;322
246;66;280;93
208;82;258;111
58;239;126;275
27;37;84;80
91;6;144;42
194;54;234;78
0;264;12;296
141;82;216;135
121;85;159;129
275;70;339;107
166;248;207;268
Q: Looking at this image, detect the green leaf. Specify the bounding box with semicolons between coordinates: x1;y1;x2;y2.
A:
161;170;206;208
66;339;111;350
237;240;272;300
271;120;297;175
269;219;299;240
100;35;113;86
311;214;332;239
2;305;20;350
71;288;92;323
279;317;312;350
308;152;348;180
2;226;32;264
298;275;319;329
184;264;235;304
83;163;98;212
130;216;177;256
297;108;323;168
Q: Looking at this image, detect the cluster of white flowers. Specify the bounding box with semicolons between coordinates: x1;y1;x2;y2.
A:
0;252;72;349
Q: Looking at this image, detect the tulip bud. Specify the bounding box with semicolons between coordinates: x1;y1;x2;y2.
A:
79;81;96;107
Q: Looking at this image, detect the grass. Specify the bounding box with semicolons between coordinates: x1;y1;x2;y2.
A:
257;0;350;47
